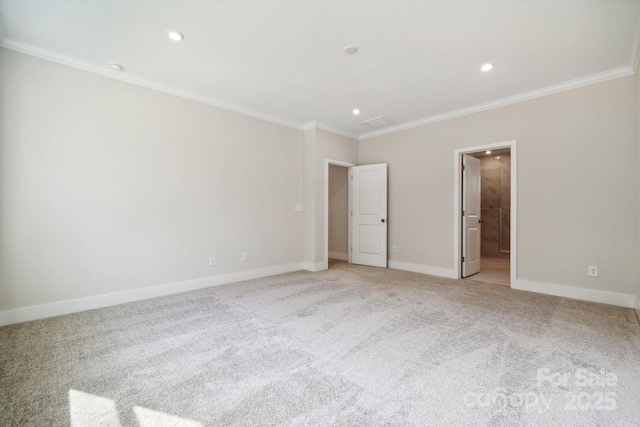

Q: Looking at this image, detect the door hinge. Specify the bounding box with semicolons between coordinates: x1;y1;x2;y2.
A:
462;210;465;216
462;165;466;171
462;256;465;262
351;175;353;180
351;246;353;252
351;211;353;216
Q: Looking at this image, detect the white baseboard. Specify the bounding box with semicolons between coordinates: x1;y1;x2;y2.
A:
389;261;636;310
0;262;304;326
4;261;632;326
328;252;348;261
304;262;328;272
388;260;457;279
512;279;636;309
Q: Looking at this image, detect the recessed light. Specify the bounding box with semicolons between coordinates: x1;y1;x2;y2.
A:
108;62;123;72
495;156;501;159
344;45;358;55
168;31;184;41
352;108;360;115
481;63;493;72
485;150;492;155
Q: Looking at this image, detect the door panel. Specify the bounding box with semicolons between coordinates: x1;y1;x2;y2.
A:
358;225;380;254
462;155;481;277
351;164;388;268
358;170;381;214
466;228;479;262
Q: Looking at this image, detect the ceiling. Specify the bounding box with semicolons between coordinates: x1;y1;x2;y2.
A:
470;147;511;159
1;0;639;140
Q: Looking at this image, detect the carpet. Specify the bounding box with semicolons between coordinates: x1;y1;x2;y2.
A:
1;260;639;426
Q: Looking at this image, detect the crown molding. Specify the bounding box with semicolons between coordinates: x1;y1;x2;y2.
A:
303;121;316;131
358;66;634;140
315;123;359;141
0;38;307;132
1;38;356;142
302;121;358;140
1;38;635;143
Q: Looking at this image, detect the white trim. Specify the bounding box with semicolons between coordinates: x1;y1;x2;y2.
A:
635;297;640;324
359;67;633;140
328;252;348;261
3;39;635;143
389;261;457;279
304;262;328;272
324;159;356;268
454;140;517;286
315;123;359;140
512;279;636;309
0;263;303;326
303;122;359;140
0;40;305;132
348;165;353;265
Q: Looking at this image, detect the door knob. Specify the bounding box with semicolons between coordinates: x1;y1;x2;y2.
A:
381;219;386;223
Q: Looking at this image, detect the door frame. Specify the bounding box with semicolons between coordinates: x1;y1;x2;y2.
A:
325;159;356;267
453;140;517;285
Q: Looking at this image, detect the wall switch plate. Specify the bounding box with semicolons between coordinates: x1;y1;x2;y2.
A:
392;246;398;253
242;252;248;262
588;265;598;277
209;257;216;266
295;204;303;212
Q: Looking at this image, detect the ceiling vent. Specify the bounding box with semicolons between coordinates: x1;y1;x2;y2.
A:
362;116;393;128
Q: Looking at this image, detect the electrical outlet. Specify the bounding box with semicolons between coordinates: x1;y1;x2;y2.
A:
242;252;248;262
209;257;216;266
392;246;398;253
588;265;598;277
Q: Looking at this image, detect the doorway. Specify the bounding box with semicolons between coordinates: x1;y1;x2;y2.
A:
328;164;350;262
454;141;517;287
468;148;511;285
324;160;388;268
324;159;355;268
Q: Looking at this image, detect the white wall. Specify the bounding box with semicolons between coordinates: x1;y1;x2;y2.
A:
360;75;638;301
328;165;348;259
2;46;638;321
0;49;304;316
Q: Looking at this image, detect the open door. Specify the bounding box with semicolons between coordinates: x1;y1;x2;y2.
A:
462;155;481;277
350;163;387;267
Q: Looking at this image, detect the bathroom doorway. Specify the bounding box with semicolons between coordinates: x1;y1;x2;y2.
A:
468;148;511;285
454;141;517;287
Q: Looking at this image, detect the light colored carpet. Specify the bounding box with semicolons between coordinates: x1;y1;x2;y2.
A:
1;260;639;426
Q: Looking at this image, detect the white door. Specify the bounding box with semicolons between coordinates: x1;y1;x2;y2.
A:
462;155;481;277
350;163;387;267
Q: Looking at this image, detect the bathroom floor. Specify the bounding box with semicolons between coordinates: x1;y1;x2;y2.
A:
468;256;510;286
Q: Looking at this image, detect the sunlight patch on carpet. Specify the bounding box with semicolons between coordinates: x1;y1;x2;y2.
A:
69;389;203;427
